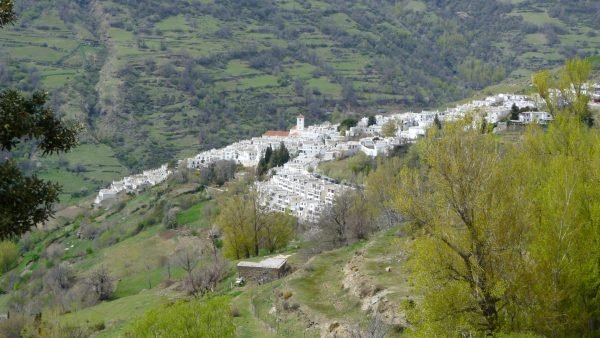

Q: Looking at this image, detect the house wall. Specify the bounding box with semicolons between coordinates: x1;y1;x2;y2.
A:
237;265;288;283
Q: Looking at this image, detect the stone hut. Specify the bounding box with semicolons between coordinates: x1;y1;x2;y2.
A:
237;255;290;284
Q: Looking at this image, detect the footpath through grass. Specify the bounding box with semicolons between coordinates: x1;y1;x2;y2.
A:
288;241;365;321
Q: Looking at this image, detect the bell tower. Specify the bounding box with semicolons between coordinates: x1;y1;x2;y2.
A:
297;114;304;132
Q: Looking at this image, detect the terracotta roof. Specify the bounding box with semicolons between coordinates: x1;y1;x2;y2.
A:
263;131;290;137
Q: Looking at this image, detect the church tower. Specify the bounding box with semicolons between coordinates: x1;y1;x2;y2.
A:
297;114;305;132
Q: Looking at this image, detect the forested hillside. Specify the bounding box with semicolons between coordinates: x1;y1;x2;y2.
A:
2;0;600;197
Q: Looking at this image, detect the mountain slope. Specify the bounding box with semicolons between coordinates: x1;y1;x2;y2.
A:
1;0;599;196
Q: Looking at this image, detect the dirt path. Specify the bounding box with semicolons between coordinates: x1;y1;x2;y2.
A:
341;241;408;328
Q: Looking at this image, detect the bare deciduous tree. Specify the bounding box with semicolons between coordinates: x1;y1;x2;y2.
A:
43;263;74;292
318;191;374;249
173;245;200;278
85;266;114;302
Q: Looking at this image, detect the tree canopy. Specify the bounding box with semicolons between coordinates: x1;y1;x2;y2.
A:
256;142;291;177
0;0;15;28
395;59;600;337
214;179;295;259
0;7;79;239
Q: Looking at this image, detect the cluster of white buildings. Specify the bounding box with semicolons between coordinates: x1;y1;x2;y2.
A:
183;114;411;222
407;93;544;129
95;92;557;217
256;160;348;223
346;94;545;143
182;93;549;221
93;164;172;205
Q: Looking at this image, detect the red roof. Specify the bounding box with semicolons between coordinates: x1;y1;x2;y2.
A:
263;131;290;137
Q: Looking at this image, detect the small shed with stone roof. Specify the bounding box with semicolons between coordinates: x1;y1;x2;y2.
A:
237;255;290;284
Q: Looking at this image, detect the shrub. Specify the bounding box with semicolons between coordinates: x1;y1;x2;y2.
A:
0;241;19;273
0;314;29;337
230;306;241;317
43;242;64;260
127;297;235;337
92;321;106;332
303;263;315;272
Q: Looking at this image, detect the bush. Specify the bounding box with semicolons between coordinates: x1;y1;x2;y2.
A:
127;296;235;337
92;321;106;332
230;306;241;317
86;266;114;302
43;242;64;260
0;314;29;337
18;232;33;253
0;241;19;273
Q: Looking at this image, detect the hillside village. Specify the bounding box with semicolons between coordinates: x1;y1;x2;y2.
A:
4;0;600;334
94;84;600;209
92;92;565;222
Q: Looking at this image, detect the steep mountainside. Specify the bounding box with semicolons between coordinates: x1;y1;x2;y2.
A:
1;0;599;198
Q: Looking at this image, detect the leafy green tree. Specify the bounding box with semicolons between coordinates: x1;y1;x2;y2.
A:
395;117;525;336
512;114;600;336
0;0;15;28
0;5;80;239
0;240;18;273
261;211;295;253
126;296;235;338
215;181;294;258
365;157;403;228
533;58;593;125
382;120;397;137
337;118;358;133
396;59;600;337
21;309;91;338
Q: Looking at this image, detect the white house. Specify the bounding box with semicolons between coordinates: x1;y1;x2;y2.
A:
518;111;553;124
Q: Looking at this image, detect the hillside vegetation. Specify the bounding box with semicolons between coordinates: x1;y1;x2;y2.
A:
2;0;600;201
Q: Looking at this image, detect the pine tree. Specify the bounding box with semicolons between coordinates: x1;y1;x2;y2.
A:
510;102;520;120
279;142;290;164
433;114;442;130
368;116;377;127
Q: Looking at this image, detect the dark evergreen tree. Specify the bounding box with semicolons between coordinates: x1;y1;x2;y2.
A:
256;143;291;177
278;142;290;165
264;146;273;164
510;103;520;120
434;114;442;130
367;116;376;127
